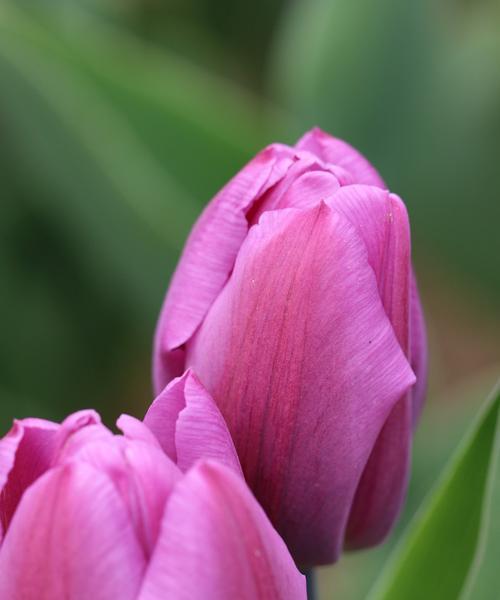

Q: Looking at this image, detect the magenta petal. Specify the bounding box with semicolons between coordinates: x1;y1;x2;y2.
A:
145;370;242;475
53;412;114;465
0;429;19;495
153;144;296;392
144;372;189;462
139;461;306;600
326;185;411;353
345;396;412;548
117;414;162;448
275;169;341;210
326;185;414;548
175;372;242;475
52;409;106;456
57;434;181;556
0;462;146;600
0;418;59;537
187;203;415;564
120;440;182;555
247;156;344;225
295;127;386;188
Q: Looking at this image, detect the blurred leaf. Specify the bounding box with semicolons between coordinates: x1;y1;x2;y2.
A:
367;381;500;600
410;18;500;301
4;2;295;199
0;4;196;313
0;2;295;425
269;0;434;173
0;2;293;311
460;393;500;599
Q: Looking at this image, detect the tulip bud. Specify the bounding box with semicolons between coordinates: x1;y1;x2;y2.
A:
154;128;427;566
0;376;305;599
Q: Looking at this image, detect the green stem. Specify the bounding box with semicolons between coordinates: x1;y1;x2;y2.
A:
305;569;317;600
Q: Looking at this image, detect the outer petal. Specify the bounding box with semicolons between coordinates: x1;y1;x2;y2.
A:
139;460;306;600
145;370;242;476
0;462;145;600
153;144;297;391
186;203;415;565
0;418;59;537
55;432;181;557
326;185;410;350
295;127;386;188
324;185;419;547
344;397;411;549
410;272;428;425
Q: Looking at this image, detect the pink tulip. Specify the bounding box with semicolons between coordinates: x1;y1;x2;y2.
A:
0;371;306;599
154;127;428;566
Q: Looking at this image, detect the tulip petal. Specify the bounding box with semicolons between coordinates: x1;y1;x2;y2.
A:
57;434;181;556
139;460;306;600
0;462;146;600
145;370;242;475
186;203;415;565
344;396;412;549
0;418;59;537
52;411;114;465
53;409;108;454
121;440;182;555
349;287;425;548
325;185;423;547
295;127;386;188
175;372;242;475
326;185;410;351
154;144;296;391
246;155;347;225
328;184;413;540
144;372;188;462
117;414;162;448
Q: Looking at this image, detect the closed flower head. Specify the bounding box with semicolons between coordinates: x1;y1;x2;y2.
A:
154;128;428;566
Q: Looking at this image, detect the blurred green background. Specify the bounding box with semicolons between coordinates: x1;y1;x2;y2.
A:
0;0;498;597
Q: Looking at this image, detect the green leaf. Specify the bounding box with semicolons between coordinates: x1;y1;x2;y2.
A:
460;390;500;600
367;382;500;600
